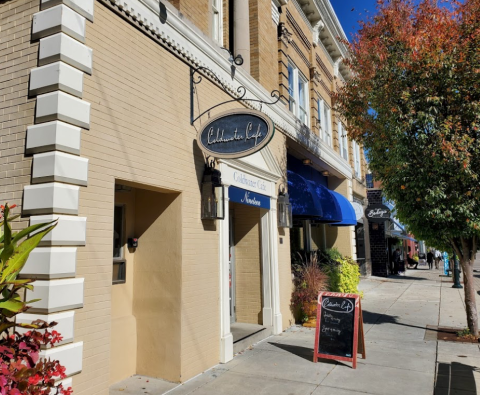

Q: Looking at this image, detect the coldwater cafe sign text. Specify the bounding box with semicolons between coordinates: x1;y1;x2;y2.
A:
197;109;275;159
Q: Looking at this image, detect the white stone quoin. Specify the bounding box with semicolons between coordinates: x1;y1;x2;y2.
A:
30;215;87;246
23;183;80;215
26;278;84;313
36;91;90;129
20;247;77;279
32;151;88;186
16;311;76;345
41;0;95;22
39;342;83;377
32;4;86;42
39;33;93;74
26;121;81;155
30;61;84;98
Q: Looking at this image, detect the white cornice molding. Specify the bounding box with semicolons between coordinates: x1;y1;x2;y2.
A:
103;0;352;179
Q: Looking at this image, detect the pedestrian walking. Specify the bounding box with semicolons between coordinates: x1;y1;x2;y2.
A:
392;248;401;275
434;249;442;269
427;249;434;270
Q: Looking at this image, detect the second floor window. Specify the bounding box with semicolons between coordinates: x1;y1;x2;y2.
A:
317;99;332;146
353;140;362;179
212;0;223;45
338;122;349;161
288;61;309;126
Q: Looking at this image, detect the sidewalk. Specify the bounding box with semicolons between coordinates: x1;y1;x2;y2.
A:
110;266;480;395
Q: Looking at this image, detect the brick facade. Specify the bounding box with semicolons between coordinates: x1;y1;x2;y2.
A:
0;0;39;229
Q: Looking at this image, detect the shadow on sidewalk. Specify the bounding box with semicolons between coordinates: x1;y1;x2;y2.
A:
268;342;350;367
434;362;478;394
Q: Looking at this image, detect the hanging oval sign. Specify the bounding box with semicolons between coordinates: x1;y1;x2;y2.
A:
196;109;275;159
364;204;391;223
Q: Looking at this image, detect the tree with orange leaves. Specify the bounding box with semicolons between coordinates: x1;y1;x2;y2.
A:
336;0;480;334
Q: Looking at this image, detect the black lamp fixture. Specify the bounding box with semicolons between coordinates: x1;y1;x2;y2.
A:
201;158;225;220
277;186;292;228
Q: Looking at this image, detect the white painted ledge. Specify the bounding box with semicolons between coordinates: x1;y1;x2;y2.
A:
39;33;93;75
30;61;84;98
32;151;88;186
16;311;75;345
40;342;83;377
20;247;77;280
30;215;87;246
26;278;84;313
24;183;80;216
26;121;81;155
36;91;90;130
41;0;94;22
32;5;86;43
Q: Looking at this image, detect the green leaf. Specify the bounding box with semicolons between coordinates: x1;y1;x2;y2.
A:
12;220;57;245
0;321;15;333
0;298;24;313
1;223;56;282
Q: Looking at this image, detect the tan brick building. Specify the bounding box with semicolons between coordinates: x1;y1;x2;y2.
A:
0;0;368;393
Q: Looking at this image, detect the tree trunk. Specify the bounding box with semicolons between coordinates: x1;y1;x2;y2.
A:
459;257;478;335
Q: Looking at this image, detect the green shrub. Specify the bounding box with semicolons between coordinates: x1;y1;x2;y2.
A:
326;256;363;297
325;247;342;262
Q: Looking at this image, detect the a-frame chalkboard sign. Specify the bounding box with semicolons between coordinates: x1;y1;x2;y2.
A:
313;292;366;369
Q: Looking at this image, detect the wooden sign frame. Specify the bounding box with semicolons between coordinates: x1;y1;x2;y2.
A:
313;292;366;369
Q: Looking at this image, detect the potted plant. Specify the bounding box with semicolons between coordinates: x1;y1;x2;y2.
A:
291;252;328;327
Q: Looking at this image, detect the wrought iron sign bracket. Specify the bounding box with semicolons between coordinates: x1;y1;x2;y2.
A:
190;65;281;125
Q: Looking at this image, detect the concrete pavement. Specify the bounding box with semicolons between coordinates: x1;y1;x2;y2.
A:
110;265;480;395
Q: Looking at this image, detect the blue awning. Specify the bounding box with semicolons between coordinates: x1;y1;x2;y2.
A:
287;171;323;218
287;170;341;223
308;181;342;223
329;191;357;227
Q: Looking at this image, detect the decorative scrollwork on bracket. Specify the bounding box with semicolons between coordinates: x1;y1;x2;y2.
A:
190;65;281;125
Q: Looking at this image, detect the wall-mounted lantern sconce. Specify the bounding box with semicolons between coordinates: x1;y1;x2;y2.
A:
278;187;292;228
201;159;225;220
321;170;329;177
302;159;312;165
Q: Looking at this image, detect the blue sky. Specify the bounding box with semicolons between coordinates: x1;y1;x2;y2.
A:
330;0;379;40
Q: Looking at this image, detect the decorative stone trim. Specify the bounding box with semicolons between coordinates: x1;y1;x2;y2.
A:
39;33;93;75
41;0;95;22
30;62;84;98
17;311;75;345
32;152;89;186
26;121;82;156
26;278;84;314
30;215;87;246
39;342;83;377
36;91;91;129
23;1;93;391
23;183;80;216
20;247;77;279
32;5;86;42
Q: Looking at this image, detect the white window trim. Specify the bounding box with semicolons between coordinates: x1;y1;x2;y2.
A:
288;60;309;126
338;122;349;161
318;99;332;146
212;0;223;45
353;141;362;179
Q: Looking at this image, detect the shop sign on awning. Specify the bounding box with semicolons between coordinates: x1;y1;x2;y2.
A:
197;109;275;159
229;186;270;209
